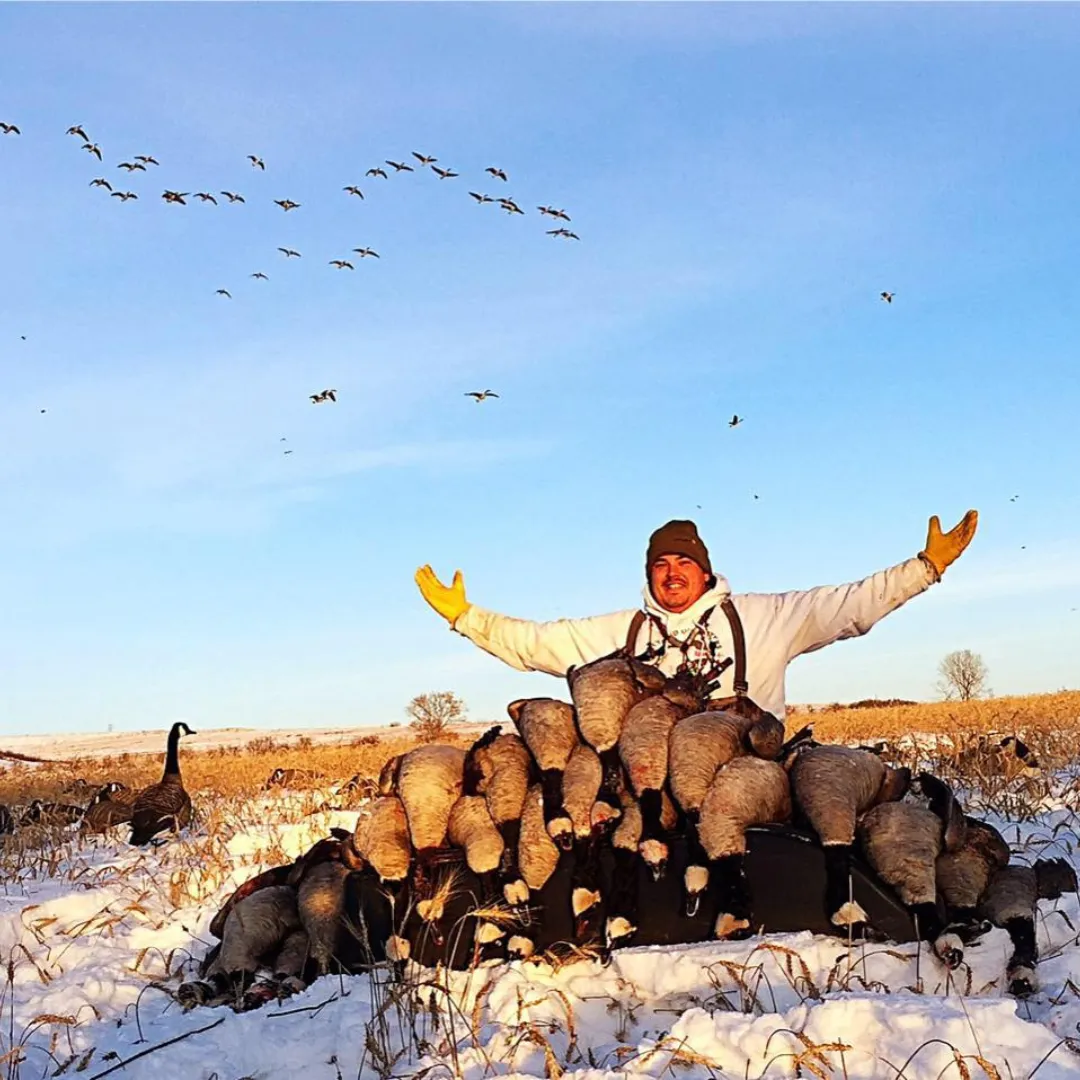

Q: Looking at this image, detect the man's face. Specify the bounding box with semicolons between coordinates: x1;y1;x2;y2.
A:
649;554;710;613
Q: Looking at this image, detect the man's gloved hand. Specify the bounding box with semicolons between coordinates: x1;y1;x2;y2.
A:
415;564;471;626
920;510;978;577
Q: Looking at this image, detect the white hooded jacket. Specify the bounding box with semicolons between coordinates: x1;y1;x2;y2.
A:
452;556;939;719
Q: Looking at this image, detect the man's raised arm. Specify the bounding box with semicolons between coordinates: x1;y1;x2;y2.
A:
414;564;633;676
769;511;978;661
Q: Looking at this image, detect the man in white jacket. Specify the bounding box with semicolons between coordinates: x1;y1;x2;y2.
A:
415;510;978;720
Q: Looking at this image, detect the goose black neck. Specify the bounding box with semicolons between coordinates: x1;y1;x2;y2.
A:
164;722;184;780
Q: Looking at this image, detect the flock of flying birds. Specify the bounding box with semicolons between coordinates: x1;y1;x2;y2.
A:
1;119;597;421
3;122;981;514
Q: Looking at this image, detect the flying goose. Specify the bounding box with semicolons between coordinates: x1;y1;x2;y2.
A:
485;166;508;182
465;390;499;402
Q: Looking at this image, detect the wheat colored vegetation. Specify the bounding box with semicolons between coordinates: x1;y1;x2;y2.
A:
0;730;479;807
802;690;1080;744
3;692;1078;808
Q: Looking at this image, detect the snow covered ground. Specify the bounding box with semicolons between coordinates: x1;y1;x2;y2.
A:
3;780;1080;1080
1;723;491;762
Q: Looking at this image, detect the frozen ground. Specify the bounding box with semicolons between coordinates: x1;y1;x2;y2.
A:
2;781;1080;1080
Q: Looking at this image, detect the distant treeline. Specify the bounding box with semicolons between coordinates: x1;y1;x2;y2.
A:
790;698;920;714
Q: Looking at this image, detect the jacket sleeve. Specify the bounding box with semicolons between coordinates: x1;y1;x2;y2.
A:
452;604;637;676
771;555;939;661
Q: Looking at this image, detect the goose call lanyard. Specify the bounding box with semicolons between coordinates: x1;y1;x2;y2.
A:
624;597;749;697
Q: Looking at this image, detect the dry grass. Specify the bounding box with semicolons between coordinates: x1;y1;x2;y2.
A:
0;729;482;808
803;690;1080;744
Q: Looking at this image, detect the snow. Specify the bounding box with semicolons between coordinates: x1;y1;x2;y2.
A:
3;780;1080;1079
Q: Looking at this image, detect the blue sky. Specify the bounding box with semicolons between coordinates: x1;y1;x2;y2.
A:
1;3;1078;736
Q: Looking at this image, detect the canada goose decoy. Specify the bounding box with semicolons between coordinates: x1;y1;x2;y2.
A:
248;154;265;170
20;800;85;827
67;125;89;141
343;185;364;198
278;247;301;258
162;190;189;204
251;272;269;280
385;160;414;172
221;191;245;203
329;259;355;270
728;414;743;428
465;390;499;402
82;783;133;834
0;122;21;135
485;166;508;182
195;192;218;204
129;722;197;845
215;289;232;298
118;161;146;172
469;192;494;203
546;228;579;239
89;178;113;190
134;155;159;166
111;191;138;201
412;152;436;166
82;142;103;160
366;166;388;179
431;165;458;179
351;247;379;259
880;291;894;303
274;199;300;212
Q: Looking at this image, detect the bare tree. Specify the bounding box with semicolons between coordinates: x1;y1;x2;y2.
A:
936;649;990;702
406;691;467;743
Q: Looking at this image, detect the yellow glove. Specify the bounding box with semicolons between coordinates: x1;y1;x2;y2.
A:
415;564;471;626
920;509;978;577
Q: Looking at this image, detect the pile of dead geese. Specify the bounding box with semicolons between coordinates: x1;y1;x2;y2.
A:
183;654;1076;1013
0;720;197;846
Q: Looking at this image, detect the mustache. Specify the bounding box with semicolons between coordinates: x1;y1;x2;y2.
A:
663;577;688;588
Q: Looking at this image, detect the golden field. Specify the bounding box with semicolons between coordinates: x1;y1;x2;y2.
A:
799;689;1080;743
2;691;1078;809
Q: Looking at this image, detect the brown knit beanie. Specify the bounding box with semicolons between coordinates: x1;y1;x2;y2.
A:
645;519;712;576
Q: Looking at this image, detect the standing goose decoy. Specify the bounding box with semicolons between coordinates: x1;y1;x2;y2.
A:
129;722;197;845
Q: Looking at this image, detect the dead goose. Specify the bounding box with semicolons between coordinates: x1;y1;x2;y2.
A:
567;655;666;814
129;721;197;845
